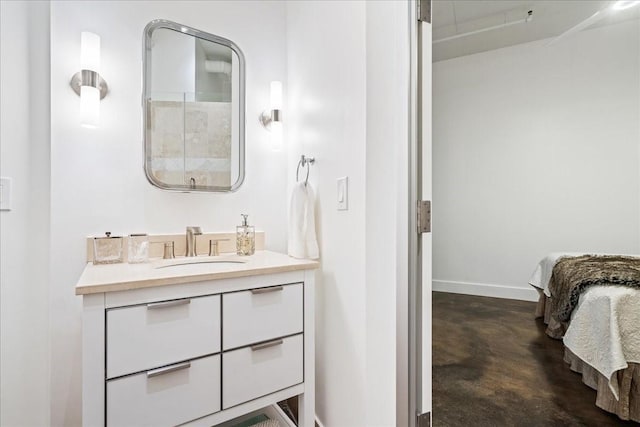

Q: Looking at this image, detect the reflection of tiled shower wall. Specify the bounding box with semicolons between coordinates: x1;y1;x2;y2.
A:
149;100;231;187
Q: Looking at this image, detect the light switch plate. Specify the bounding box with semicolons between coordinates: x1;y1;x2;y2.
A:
337;176;348;211
0;177;12;211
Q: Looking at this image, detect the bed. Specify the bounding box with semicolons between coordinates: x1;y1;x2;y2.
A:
529;253;640;423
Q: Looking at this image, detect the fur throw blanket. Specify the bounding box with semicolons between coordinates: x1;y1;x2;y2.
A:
549;255;640;322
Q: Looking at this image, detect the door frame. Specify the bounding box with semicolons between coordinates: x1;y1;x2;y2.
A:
403;1;431;426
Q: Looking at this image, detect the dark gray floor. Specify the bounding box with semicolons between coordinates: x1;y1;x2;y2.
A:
432;291;637;426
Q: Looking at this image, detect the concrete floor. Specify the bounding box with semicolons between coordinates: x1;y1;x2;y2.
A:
432;291;637;426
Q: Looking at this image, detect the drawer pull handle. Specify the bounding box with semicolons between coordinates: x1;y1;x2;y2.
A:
146;361;191;378
250;286;283;295
146;299;191;310
251;339;284;351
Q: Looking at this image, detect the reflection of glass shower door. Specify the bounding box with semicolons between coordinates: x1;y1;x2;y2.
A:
147;92;187;187
183;92;233;189
148;91;233;189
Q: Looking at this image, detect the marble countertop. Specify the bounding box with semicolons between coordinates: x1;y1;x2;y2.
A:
75;250;318;295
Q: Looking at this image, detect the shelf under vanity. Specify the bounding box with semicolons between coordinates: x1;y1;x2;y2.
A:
76;248;318;427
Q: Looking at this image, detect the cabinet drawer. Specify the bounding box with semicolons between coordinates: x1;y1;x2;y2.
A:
222;334;303;409
107;354;221;427
223;283;303;350
107;295;221;378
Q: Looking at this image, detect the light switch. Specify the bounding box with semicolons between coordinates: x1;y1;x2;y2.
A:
337;176;348;211
0;177;12;211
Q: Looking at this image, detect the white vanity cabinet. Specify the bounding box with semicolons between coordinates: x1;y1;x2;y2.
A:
77;251;317;427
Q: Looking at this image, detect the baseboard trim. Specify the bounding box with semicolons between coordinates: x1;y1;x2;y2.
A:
433;280;538;302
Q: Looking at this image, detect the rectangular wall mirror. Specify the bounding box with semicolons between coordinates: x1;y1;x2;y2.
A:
143;20;245;192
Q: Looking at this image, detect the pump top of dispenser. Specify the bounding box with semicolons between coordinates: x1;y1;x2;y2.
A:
241;214;249;226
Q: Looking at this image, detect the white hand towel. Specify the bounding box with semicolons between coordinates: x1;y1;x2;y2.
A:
288;182;319;259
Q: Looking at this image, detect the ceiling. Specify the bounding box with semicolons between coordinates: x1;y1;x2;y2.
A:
432;0;640;61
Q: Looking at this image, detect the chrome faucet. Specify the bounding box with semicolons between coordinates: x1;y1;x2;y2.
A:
185;226;202;257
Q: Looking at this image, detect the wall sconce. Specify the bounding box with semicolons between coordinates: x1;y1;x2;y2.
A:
69;32;109;128
259;81;283;151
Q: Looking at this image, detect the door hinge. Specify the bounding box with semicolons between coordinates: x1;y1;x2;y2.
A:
417;411;431;427
417;200;431;234
418;0;431;23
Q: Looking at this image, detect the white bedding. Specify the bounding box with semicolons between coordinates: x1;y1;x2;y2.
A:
529;253;640;399
528;252;585;297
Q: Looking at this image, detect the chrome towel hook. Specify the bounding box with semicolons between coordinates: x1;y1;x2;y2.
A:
296;155;315;186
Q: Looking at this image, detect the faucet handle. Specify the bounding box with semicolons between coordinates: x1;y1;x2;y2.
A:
187;226;202;235
163;242;175;259
209;238;230;256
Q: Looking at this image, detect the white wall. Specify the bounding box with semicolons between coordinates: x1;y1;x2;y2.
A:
286;2;368;424
0;1;51;425
433;20;640;301
287;1;409;425
49;2;287;424
365;2;409;426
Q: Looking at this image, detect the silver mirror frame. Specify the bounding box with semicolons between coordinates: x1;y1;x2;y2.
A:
142;19;246;193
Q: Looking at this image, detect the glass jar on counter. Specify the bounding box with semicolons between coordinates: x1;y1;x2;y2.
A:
93;232;124;265
128;233;149;263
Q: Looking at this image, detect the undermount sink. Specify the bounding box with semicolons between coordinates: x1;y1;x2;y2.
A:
154;255;248;269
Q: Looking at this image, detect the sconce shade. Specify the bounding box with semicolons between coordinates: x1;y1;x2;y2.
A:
270;121;283;152
80;85;100;128
81;32;100;72
270;81;283;110
259;80;283;151
70;31;107;128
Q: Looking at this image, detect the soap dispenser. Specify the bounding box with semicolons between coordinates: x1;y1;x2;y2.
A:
236;214;255;256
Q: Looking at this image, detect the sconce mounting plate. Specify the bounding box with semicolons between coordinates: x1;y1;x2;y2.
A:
259;109;281;130
70;71;109;99
259;110;272;129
